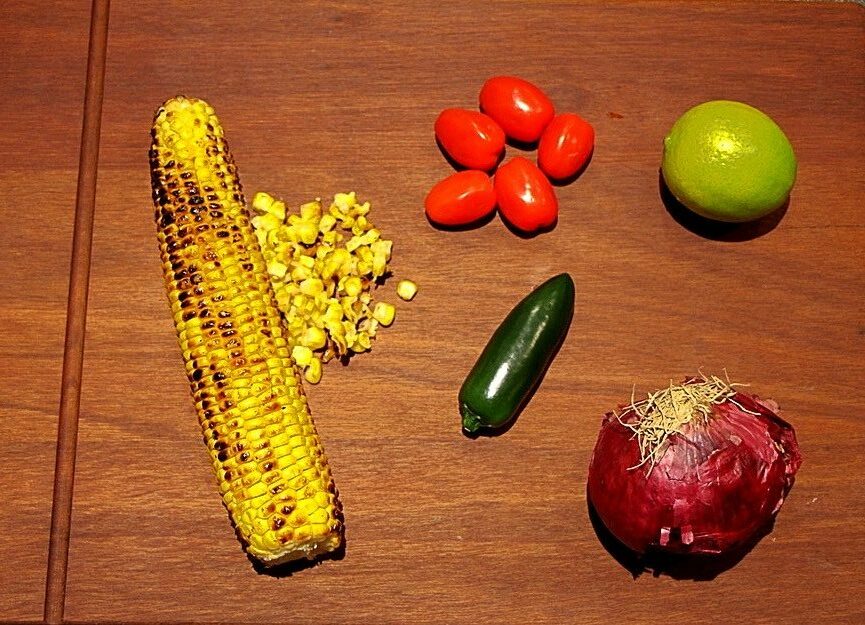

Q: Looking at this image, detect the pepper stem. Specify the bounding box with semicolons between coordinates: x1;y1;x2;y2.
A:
461;407;483;434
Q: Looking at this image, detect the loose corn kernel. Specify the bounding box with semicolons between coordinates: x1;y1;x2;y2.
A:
251;212;282;232
397;280;418;301
353;332;372;352
268;200;287;221
250;191;416;383
292;345;313;367
324;302;343;322
300;201;322;221
252;191;275;213
290;264;311;281
372;302;396;326
304;357;322;384
299;278;324;296
322;230;339;246
333;192;355;211
296;221;318;245
343;276;363;297
267;261;287;278
319;214;337;233
345;235;363;253
302;326;327;350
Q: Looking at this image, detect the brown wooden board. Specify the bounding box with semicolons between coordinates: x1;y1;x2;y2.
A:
14;0;864;623
0;1;91;620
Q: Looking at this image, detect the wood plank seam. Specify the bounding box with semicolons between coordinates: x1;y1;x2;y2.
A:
42;0;111;623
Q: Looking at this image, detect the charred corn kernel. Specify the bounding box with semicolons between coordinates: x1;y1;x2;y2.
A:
150;96;342;566
373;302;396;326
397;280;418;301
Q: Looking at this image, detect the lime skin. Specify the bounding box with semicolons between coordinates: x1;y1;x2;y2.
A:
661;100;797;223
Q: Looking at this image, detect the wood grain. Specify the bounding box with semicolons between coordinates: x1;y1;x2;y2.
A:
55;1;865;624
0;1;91;620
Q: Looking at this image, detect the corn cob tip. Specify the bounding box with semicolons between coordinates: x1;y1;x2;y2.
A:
155;94;202;113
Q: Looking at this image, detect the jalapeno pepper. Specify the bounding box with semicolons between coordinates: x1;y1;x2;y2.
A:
459;273;575;434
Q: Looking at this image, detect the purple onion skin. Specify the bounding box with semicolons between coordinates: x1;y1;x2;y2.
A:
587;389;801;556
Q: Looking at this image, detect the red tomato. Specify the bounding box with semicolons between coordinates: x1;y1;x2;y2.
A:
479;76;555;143
494;157;558;233
435;108;505;171
425;170;496;227
538;113;595;180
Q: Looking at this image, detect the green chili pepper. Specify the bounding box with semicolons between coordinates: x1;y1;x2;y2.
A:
459;273;575;434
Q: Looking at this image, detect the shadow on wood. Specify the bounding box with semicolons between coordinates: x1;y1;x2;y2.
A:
505;136;540;152
499;211;559;239
659;172;789;242
249;541;347;578
587;494;775;581
425;205;498;232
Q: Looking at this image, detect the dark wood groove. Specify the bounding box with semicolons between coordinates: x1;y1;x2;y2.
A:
43;0;111;623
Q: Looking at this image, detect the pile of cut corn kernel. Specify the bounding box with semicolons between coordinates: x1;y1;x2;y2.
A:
251;191;416;383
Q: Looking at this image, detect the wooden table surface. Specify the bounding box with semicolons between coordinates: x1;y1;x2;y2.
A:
0;1;90;620
1;1;863;624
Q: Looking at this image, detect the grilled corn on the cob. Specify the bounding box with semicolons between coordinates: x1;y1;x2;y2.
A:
149;96;343;566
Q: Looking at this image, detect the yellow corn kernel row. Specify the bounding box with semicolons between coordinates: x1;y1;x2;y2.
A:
251;191;417;383
149;96;343;566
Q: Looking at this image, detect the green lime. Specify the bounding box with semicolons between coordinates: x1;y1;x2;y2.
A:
661;100;797;222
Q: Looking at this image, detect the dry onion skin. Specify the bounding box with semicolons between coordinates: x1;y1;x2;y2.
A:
587;374;801;557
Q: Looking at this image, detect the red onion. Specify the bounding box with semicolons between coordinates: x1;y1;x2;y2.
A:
587;375;801;556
